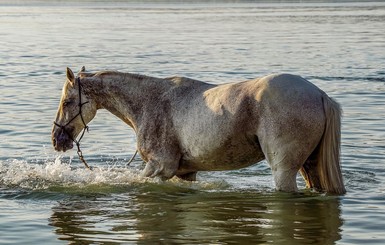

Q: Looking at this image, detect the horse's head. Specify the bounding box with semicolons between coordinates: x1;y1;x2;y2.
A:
52;67;97;152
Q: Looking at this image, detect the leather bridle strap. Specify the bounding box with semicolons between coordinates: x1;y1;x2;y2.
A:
53;77;92;170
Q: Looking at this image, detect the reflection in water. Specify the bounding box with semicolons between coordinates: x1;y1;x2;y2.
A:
49;187;342;244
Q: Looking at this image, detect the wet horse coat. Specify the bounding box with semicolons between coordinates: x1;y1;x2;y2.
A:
52;67;345;194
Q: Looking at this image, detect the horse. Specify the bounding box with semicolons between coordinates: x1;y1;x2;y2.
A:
52;67;346;194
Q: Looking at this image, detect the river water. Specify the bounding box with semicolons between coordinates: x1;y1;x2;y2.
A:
1;1;385;244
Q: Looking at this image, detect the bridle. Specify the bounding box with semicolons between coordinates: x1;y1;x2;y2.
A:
53;77;92;170
53;76;139;169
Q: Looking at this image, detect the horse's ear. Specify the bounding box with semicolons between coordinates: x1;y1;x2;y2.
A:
80;66;86;72
66;67;75;86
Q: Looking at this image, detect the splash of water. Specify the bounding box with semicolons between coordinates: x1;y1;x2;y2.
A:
0;157;229;193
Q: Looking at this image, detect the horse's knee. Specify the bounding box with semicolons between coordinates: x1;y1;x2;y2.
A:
262;147;305;192
272;169;298;192
142;160;159;178
142;159;178;179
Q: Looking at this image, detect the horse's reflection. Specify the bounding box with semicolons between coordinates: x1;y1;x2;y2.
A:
49;189;342;244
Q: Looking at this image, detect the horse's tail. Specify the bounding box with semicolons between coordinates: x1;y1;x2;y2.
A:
315;94;346;194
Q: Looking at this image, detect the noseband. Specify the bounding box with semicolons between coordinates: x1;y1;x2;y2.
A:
53;77;92;170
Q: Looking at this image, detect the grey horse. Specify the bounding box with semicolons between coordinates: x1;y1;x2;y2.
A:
52;67;345;194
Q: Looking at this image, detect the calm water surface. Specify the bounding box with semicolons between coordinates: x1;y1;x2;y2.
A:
1;1;385;244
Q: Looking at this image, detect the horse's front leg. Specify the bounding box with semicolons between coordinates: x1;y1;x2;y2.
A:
138;127;182;180
142;156;180;180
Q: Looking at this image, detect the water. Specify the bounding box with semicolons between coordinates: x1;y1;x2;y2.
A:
1;1;385;244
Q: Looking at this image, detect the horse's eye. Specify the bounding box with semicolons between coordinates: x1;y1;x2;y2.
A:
63;101;72;107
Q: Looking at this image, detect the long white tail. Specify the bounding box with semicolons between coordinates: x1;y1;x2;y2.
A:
316;94;346;194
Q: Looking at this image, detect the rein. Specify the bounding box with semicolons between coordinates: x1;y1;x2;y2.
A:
54;77;92;170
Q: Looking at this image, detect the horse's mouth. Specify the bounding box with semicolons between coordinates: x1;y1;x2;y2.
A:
53;138;74;152
52;130;74;152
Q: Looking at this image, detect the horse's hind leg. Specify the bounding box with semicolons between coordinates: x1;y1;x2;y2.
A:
300;148;322;191
259;136;320;192
266;152;302;192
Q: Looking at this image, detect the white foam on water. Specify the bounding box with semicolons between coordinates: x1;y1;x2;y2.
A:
0;156;229;192
0;157;129;190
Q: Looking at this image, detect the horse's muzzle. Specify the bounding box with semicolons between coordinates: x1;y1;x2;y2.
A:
52;130;74;152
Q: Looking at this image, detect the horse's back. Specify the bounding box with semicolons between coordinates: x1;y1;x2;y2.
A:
165;76;214;89
199;73;325;125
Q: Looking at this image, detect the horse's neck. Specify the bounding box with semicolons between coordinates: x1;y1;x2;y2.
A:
82;73;168;129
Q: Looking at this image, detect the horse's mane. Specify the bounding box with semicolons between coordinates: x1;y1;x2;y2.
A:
79;70;152;81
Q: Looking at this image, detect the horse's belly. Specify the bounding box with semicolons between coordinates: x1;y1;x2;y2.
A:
179;135;265;172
